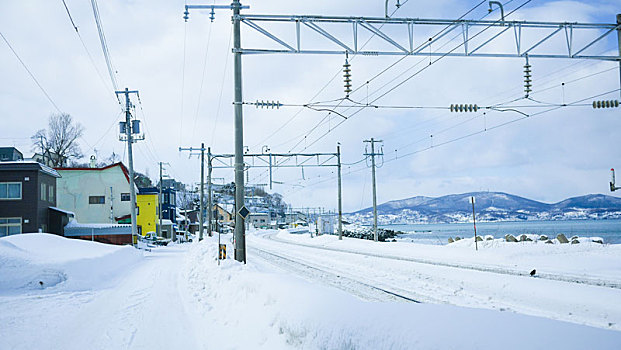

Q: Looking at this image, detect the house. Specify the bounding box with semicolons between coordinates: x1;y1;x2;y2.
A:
137;191;159;236
55;162;134;224
0;161;61;235
0;147;24;162
29;152;56;167
213;204;233;224
247;212;270;229
161;187;177;224
140;186;177;225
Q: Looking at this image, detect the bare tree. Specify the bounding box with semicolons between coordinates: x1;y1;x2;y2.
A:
32;113;84;167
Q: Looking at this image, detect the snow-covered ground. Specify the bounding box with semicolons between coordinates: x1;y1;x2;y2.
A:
1;232;621;349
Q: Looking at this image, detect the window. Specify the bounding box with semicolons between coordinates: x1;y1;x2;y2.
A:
41;183;47;201
163;193;169;204
121;193;131;201
89;196;105;204
49;185;54;202
0;183;22;200
0;218;21;237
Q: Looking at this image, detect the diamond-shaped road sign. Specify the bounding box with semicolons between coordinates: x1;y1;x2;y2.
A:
237;206;250;220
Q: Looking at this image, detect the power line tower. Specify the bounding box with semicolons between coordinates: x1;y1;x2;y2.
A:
364;138;383;242
116;88;144;246
179;144;206;241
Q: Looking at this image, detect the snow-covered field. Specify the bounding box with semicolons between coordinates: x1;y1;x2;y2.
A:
1;231;621;349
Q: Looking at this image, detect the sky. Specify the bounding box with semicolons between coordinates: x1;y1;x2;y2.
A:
1;0;620;212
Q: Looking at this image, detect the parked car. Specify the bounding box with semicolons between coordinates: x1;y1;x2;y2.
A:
140;231;170;246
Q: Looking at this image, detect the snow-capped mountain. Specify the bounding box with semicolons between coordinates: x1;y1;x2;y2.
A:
346;192;621;224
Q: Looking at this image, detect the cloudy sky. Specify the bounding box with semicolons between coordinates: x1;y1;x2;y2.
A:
1;0;620;212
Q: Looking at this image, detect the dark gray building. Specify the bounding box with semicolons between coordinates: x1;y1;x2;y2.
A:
0;161;61;235
0;147;24;162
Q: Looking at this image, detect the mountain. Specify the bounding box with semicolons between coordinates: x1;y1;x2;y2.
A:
346;192;621;225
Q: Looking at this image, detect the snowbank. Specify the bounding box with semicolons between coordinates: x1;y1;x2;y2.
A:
0;233;142;294
184;235;621;349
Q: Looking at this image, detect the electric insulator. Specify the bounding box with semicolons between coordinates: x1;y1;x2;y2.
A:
343;54;352;97
255;100;281;109
524;57;532;97
450;104;479;112
592;100;619;109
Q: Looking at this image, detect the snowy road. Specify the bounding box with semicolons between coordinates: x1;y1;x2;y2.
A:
248;230;621;331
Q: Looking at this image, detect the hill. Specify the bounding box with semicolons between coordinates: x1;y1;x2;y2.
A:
347;192;621;224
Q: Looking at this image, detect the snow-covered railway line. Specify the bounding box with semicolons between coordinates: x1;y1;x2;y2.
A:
249;232;621;330
265;234;621;290
250;246;423;303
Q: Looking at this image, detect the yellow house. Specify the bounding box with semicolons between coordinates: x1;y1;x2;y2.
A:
137;193;158;236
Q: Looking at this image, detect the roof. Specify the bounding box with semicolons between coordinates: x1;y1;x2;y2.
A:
0;147;23;161
49;207;75;216
0;160;61;178
55;162;130;183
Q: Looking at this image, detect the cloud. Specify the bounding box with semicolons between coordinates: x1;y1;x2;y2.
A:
1;0;619;212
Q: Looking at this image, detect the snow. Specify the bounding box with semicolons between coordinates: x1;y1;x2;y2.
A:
1;232;621;349
0;233;141;293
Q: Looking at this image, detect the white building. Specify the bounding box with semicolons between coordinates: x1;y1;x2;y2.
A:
247;212;270;228
55;162;135;224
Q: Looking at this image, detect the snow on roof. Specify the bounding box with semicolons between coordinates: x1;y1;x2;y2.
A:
0;160;61;178
49;207;75;216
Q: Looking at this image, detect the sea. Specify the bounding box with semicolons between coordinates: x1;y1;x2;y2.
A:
379;219;621;245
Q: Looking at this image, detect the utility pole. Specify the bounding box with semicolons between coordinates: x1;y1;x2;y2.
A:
116;88;141;246
364;138;383;242
617;14;620;99
200;143;205;241
207;147;213;237
183;1;249;260
178;144;207;241
232;0;246;263
337;143;343;240
471;196;478;251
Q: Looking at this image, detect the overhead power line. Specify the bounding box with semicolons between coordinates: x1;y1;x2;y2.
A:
61;0;117;103
0;31;62;113
90;0;120;94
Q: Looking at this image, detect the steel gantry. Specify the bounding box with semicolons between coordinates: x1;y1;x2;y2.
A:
183;3;621;263
207;146;344;242
236;14;621;61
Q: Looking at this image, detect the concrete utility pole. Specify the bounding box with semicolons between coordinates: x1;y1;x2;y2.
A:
178;144;208;241
364;138;383;242
471;196;478;251
200;143;205;241
207;147;213;237
617;13;621;96
337;144;343;240
183;1;249;259
115;88;140;246
232;0;246;263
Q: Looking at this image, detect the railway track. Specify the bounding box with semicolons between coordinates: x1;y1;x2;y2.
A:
249;246;423;303
263;233;621;290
